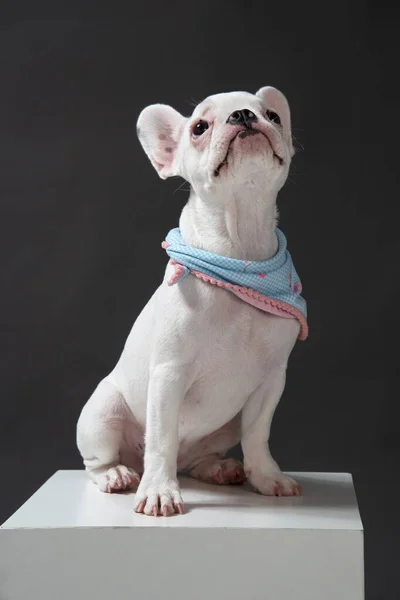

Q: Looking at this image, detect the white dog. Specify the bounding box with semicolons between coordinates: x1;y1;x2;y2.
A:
77;86;308;517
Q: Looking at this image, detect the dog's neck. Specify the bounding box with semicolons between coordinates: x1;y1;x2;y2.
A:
179;187;279;261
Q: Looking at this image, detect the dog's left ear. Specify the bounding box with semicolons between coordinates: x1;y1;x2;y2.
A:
136;104;187;179
255;86;294;156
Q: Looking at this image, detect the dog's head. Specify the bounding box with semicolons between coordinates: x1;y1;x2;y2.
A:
137;87;293;197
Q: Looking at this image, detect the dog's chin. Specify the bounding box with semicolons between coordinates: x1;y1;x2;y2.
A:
212;138;273;179
213;131;282;178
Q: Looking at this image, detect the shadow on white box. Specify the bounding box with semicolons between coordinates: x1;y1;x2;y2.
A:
0;470;364;600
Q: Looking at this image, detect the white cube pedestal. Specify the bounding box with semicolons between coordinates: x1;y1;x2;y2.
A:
1;471;364;600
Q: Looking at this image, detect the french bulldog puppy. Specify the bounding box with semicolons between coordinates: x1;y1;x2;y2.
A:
77;86;308;517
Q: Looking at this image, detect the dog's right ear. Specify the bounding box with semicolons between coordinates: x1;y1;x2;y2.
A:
136;104;187;179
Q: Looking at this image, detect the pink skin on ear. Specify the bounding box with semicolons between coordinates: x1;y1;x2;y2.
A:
136;104;187;179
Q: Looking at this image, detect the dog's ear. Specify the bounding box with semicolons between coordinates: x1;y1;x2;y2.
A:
255;87;294;156
136;104;187;179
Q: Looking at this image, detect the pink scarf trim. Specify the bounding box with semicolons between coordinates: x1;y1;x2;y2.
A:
164;251;308;341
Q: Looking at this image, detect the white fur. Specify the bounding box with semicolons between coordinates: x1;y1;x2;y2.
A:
77;86;303;517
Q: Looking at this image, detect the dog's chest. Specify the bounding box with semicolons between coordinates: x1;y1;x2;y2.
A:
116;275;299;433
183;279;299;392
170;279;298;436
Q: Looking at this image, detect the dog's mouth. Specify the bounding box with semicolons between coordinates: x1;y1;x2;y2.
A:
214;129;283;177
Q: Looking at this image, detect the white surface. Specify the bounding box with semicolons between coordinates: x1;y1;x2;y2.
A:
2;470;363;530
0;471;364;600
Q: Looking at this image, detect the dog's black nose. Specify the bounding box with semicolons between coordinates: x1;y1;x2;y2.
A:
227;109;258;127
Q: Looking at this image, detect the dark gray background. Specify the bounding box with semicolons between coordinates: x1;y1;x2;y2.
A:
1;2;399;598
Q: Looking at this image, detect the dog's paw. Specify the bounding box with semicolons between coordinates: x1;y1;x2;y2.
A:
249;472;303;497
96;465;140;493
134;477;183;516
190;458;246;485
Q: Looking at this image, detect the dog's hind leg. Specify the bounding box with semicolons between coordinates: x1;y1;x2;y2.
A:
77;379;141;492
183;414;246;485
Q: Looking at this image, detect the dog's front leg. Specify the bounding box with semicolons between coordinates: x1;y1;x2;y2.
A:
134;363;185;516
241;367;303;497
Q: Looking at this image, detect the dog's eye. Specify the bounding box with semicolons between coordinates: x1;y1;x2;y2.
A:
266;110;281;125
192;120;209;137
